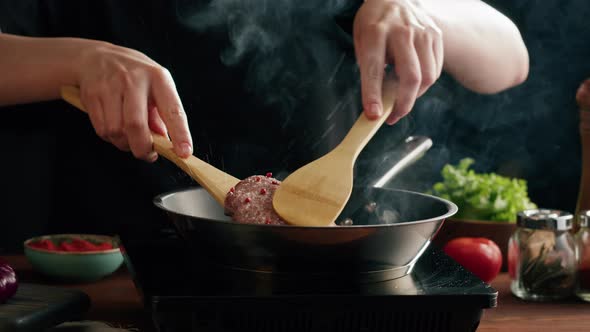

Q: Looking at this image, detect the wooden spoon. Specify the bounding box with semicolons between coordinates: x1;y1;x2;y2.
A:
60;86;240;207
272;73;398;226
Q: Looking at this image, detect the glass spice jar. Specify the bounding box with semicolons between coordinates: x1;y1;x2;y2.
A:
575;210;590;302
509;209;577;301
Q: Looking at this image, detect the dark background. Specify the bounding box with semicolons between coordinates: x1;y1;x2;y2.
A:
0;0;587;253
388;0;588;205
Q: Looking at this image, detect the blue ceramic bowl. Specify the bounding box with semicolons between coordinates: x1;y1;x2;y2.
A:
24;234;124;282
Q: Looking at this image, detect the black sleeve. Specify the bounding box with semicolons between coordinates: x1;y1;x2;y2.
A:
0;0;53;36
335;0;363;36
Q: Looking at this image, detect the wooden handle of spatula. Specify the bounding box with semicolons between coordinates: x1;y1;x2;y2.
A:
335;72;398;158
60;85;176;157
60;85;240;206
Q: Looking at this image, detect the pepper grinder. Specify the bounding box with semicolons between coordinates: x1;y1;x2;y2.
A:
575;80;590;222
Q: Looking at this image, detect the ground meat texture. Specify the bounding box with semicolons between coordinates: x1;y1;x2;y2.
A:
224;174;286;225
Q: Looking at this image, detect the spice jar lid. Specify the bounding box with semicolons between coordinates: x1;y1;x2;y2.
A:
579;210;590;227
517;209;573;230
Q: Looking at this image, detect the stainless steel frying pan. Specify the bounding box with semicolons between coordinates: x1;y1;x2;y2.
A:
153;136;457;282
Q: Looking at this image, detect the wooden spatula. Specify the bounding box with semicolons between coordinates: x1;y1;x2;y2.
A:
272;73;398;226
60;86;240;207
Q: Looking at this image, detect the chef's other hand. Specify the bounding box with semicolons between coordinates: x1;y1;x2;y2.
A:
354;0;443;125
77;41;192;162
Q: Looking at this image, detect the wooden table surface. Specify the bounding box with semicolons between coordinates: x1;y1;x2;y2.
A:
2;255;589;332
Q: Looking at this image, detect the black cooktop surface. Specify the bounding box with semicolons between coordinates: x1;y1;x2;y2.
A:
119;229;497;332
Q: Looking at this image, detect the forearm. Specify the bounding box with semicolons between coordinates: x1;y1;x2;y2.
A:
0;33;98;106
422;0;529;93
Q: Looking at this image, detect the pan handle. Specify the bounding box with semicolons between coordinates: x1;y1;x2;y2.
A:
371;135;433;188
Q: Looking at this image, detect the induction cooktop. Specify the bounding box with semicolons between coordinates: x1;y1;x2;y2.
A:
119;228;497;332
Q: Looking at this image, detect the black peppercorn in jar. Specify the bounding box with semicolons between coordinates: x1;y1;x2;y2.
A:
508;209;577;301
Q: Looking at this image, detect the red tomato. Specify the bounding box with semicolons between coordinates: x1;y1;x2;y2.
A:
443;237;502;283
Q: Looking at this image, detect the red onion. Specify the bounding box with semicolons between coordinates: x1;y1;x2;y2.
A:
0;261;18;303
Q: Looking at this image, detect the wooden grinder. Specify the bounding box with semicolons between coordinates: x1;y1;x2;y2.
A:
575;80;590;218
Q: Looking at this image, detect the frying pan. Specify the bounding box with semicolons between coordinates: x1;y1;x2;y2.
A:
154;136;457;282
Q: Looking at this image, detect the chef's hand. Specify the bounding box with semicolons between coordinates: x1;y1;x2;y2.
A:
353;0;443;125
76;41;192;162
